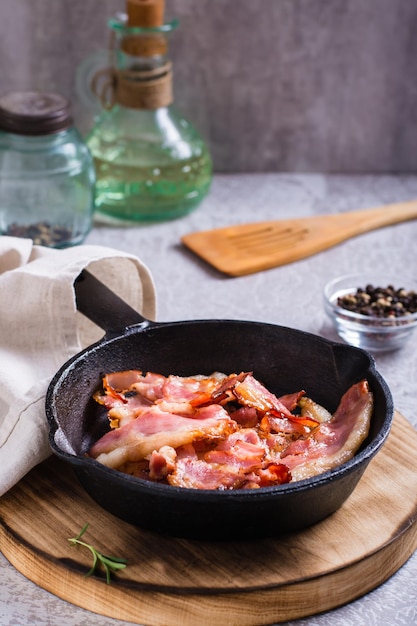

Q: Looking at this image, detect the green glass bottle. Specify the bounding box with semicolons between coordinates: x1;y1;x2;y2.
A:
83;0;212;223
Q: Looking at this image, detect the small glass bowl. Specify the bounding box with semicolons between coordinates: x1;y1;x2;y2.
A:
324;273;417;352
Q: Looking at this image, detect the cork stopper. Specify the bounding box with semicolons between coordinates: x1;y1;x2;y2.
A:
126;0;165;28
122;0;167;57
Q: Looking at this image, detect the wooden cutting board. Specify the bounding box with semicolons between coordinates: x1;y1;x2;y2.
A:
1;410;417;626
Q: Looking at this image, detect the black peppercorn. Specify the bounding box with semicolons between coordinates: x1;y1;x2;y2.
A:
337;284;417;318
5;222;73;247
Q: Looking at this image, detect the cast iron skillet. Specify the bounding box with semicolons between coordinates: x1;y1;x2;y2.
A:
46;270;393;540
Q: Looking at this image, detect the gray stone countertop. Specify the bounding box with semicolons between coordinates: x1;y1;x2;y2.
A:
1;173;417;625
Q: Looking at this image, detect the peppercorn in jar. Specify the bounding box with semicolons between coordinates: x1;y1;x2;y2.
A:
337;284;417;319
0;91;96;247
324;273;417;352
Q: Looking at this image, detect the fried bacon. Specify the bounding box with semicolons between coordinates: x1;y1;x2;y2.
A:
281;380;373;481
88;370;373;490
89;403;236;470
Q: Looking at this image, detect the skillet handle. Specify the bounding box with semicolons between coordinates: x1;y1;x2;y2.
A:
74;270;150;333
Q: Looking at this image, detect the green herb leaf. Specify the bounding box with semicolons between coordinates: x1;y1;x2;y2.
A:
68;523;128;584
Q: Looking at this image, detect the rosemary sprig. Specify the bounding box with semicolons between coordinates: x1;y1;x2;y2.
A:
68;523;128;584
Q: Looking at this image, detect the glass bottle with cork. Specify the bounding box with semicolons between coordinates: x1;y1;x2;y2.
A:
82;0;212;223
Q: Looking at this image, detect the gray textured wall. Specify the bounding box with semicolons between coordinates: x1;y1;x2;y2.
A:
1;0;417;174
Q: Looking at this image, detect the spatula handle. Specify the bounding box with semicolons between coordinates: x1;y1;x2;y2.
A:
348;199;417;232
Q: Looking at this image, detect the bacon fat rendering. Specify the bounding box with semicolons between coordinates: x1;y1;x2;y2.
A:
88;370;373;490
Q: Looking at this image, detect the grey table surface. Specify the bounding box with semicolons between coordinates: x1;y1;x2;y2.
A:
1;172;417;626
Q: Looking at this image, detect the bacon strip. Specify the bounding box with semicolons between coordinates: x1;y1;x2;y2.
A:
232;374;294;418
89;403;236;469
280;380;373;481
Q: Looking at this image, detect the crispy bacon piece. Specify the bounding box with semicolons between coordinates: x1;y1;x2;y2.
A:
210;371;250;403
104;370;147;394
167;434;291;490
148;445;177;481
281;380;373;481
229;406;258;427
93;370;164;428
95;370;227;428
89;403;236;469
261;414;315;437
168;455;245;490
298;396;332;424
232;374;294;418
204;430;266;471
278;390;306;412
131;371;166;402
160;374;222;406
231;374;318;428
246;464;292;488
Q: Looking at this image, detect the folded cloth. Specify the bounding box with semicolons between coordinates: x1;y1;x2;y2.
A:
0;236;157;497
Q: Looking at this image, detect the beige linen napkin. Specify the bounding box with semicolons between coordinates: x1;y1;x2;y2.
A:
0;236;157;497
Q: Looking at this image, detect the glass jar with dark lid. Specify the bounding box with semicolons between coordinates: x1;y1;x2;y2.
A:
0;91;95;247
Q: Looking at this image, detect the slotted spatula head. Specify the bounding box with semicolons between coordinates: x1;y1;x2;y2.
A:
181;200;417;276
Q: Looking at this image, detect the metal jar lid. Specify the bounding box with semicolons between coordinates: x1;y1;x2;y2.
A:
0;91;73;135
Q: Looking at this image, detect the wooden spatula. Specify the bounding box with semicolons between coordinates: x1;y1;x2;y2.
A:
181;199;417;276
